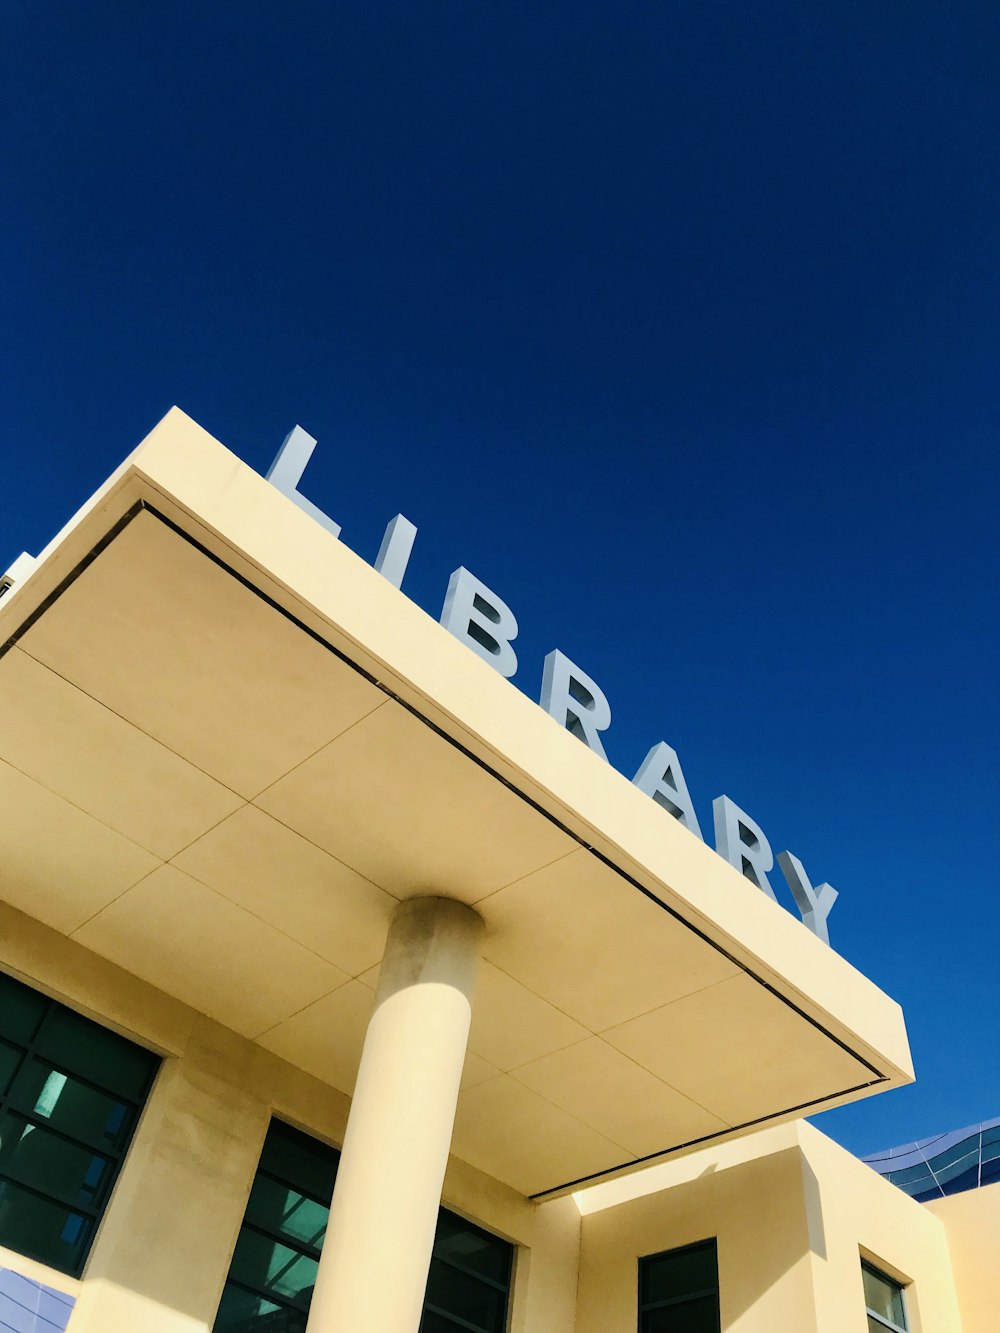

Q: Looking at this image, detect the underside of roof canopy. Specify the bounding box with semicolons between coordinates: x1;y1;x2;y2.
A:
0;409;912;1199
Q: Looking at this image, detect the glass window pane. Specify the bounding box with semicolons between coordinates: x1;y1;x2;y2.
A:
887;1163;936;1188
0;1112;114;1209
895;1176;938;1199
642;1242;718;1306
0;1040;24;1096
940;1164;980;1196
433;1210;511;1285
258;1122;338;1204
421;1313;476;1333
0;1177;91;1272
37;1009;156;1102
862;1265;906;1327
214;1283;306;1333
229;1228;318;1309
0;972;157;1277
245;1175;328;1252
934;1151;979;1187
643;1294;721;1333
929;1137;979;1173
10;1061;133;1150
0;974;48;1046
425;1262;506;1333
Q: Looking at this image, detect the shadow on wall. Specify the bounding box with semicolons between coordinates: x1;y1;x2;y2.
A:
579;1144;820;1333
802;1156;827;1262
717;1148;819;1329
0;1267;75;1333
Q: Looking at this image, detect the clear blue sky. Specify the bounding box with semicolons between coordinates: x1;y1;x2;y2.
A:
3;1;997;1157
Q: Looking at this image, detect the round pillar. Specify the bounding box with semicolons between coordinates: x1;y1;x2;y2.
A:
306;895;484;1333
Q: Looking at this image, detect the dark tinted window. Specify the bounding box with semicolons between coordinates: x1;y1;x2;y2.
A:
0;970;159;1276
639;1240;720;1333
421;1211;512;1333
214;1120;513;1333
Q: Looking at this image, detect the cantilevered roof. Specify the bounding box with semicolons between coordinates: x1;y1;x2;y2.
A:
0;409;912;1199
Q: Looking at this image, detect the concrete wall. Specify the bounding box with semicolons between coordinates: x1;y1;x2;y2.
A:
577;1125;821;1333
796;1123;962;1333
575;1121;964;1333
0;902;580;1333
928;1180;1000;1333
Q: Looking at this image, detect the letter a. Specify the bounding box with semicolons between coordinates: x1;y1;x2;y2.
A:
633;743;703;840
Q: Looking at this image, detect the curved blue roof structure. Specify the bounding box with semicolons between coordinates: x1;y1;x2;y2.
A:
864;1117;1000;1202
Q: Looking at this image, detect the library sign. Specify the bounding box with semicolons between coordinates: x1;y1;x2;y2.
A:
267;426;839;946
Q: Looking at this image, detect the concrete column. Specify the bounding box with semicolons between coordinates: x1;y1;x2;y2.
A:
306;896;484;1333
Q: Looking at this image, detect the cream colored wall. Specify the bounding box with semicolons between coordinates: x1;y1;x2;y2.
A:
927;1179;1000;1333
795;1123;962;1333
575;1120;965;1333
577;1124;821;1333
0;901;580;1333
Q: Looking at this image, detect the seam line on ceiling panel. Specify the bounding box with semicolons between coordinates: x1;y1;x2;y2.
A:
13;638;253;802
529;1075;888;1200
164;858;370;975
0;656;254;865
500;1039;727;1142
250;974;359;1042
247;697;390;804
595;971;745;1040
68;864;164;937
244;800;402;903
459;1067;636;1175
12;499;886;1086
469;844;580;909
0;748;171;866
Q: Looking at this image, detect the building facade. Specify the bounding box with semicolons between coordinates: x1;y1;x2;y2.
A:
0;410;994;1333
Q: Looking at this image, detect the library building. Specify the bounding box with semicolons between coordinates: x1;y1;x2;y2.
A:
0;408;995;1333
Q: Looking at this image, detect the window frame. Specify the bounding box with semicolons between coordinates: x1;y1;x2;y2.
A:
638;1237;721;1333
862;1259;909;1333
0;971;160;1278
219;1120;332;1321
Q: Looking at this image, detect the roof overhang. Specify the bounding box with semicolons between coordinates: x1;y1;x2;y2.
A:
0;409;912;1199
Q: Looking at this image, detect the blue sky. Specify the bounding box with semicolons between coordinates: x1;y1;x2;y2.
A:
3;1;997;1156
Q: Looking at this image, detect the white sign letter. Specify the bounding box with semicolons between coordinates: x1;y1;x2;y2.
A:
0;553;36;600
266;426;341;538
440;568;518;677
633;742;703;839
777;851;838;946
374;514;417;590
540;650;611;760
713;795;776;899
